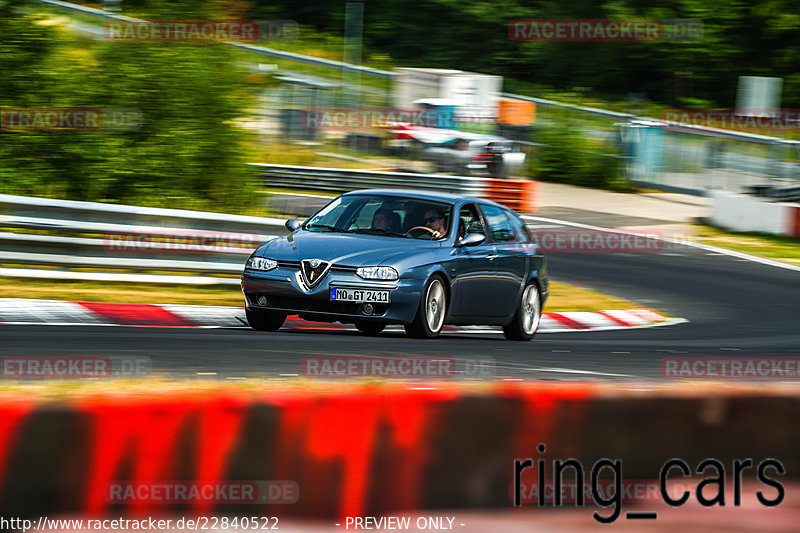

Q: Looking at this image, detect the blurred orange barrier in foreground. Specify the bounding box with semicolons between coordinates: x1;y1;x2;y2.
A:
0;383;798;521
484;179;539;213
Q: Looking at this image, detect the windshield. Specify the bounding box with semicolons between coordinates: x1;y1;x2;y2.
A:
304;195;452;240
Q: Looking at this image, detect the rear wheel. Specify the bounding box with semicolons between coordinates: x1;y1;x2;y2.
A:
354;321;386;336
246;308;287;332
404;276;447;339
502;283;541;341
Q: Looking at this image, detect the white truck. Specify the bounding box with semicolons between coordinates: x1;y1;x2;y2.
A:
393;68;502;123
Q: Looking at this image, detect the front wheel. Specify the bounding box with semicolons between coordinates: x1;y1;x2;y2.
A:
246;308;287;332
503;283;541;341
405;276;447;339
354;320;386;336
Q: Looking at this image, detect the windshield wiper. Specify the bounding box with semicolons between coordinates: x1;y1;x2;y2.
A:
348;228;410;238
305;224;343;232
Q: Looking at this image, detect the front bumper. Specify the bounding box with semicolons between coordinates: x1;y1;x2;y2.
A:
241;267;423;324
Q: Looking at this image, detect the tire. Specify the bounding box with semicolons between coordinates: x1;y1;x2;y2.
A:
404;276;447;339
354;321;386;336
502;282;542;341
246;308;287;332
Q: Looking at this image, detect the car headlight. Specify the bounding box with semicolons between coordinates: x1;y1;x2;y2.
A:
247;256;278;271
356;266;398;281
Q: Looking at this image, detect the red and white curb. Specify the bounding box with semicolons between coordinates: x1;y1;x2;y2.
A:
0;299;686;333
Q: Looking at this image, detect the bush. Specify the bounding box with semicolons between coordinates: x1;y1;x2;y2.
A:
527;113;631;192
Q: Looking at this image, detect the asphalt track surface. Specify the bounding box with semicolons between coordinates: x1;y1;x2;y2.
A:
2;210;799;382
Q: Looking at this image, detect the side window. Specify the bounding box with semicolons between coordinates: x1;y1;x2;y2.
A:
457;204;486;239
480;204;513;243
503;209;529;243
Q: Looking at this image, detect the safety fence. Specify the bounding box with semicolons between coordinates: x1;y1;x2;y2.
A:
253;164;539;213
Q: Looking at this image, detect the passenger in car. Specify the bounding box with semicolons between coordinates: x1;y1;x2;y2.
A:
371;209;391;231
372;209;402;232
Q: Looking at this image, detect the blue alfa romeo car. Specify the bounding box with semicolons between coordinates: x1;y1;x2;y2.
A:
241;189;548;340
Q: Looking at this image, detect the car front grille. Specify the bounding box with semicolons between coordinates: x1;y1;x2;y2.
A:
247;293;388;316
275;261;357;274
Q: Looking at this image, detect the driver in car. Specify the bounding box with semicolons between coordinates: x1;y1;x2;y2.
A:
424;208;447;238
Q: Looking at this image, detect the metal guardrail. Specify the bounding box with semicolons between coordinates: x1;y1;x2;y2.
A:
39;0;141;22
252;164;488;196
501;92;637;122
626;119;800;147
0;165;535;283
749;185;800;202
0;193;286;232
230;43;395;79
0;194;285;285
38;0;395;79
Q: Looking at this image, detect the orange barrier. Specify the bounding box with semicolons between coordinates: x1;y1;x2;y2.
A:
498;98;536;126
790;205;800;238
483;179;538;213
0;384;798;520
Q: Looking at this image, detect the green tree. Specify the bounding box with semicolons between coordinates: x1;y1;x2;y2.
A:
1;0;257;212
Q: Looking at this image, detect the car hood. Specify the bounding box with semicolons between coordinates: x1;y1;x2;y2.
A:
256;230;439;266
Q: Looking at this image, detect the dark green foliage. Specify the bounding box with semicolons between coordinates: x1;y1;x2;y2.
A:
252;0;800;107
529;112;630;191
0;0;255;212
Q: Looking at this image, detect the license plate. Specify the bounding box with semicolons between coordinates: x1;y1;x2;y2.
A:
330;288;390;303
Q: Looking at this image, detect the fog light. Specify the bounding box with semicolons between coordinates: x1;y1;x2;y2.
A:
363;303;374;315
257;295;268;306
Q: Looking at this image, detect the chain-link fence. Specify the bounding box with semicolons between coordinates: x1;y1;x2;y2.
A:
623;121;800;194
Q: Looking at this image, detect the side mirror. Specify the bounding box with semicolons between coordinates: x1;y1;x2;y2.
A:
455;233;485;247
285;218;301;232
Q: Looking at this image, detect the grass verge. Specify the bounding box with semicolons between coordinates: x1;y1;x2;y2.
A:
690;224;800;265
0;277;643;313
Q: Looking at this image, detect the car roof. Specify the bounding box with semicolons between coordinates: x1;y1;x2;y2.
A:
342;188;487;204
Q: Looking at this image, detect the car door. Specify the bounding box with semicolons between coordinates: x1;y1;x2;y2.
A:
477;203;528;317
448;203;497;317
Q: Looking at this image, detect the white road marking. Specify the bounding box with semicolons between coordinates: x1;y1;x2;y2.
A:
523;214;800;273
522;366;638;378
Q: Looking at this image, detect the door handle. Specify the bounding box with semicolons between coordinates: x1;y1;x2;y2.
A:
486;254;498;260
